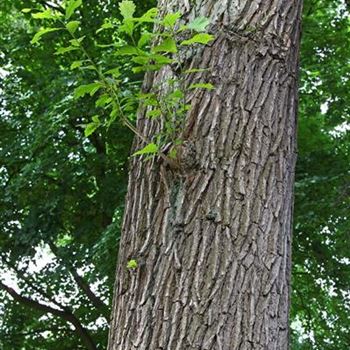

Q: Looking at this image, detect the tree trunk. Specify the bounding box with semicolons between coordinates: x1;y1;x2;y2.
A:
108;0;302;349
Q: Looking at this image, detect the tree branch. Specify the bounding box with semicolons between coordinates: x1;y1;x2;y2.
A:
37;0;64;14
1;257;65;311
69;268;110;319
48;242;110;320
0;282;97;350
346;0;350;11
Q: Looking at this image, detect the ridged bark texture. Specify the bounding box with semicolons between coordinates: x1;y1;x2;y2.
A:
108;0;302;349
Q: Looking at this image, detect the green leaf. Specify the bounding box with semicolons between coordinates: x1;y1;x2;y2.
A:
187;17;210;32
177;25;188;32
139;94;158;107
127;259;138;270
66;21;80;34
84;115;101;137
104;67;121;77
181;33;214;45
167;89;184;100
153;38;177;53
138;32;152;48
167;78;178;85
21;8;32;13
138;92;155;99
132;143;158;156
150;54;174;64
169;148;177;159
92;115;100;123
132;54;173;65
83;65;97;71
31;27;62;44
138;8;158;22
32;9;56;19
55;46;79;55
65;0;82;20
96;21;113;34
74;82;103;99
131;56;149;65
119;0;136;20
109;107;119;125
119;19;134;36
189;83;214;90
70;36;85;46
152;54;174;64
95;94;112;107
57;234;73;247
95;43;115;48
162;12;181;27
84;121;100;137
116;45;139;56
147;109;162;118
70;60;83;70
180;103;191;112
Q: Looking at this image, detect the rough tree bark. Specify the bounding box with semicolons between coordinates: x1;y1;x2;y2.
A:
108;0;302;349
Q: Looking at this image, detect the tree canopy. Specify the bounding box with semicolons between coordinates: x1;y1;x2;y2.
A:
0;0;349;349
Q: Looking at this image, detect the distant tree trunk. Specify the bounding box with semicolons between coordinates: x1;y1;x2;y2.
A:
108;0;302;349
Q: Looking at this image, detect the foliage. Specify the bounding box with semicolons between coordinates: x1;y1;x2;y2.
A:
0;0;133;348
0;0;349;349
28;0;214;159
126;259;138;270
291;0;350;348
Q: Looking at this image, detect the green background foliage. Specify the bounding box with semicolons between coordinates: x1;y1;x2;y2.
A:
291;1;350;348
0;0;349;349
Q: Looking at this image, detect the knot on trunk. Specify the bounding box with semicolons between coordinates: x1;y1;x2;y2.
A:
162;140;198;173
178;140;197;172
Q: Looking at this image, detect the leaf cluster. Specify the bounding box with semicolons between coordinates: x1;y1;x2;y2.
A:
28;0;215;158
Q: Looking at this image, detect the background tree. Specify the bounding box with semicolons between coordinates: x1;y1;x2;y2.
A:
0;0;349;349
291;0;350;348
0;0;136;348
